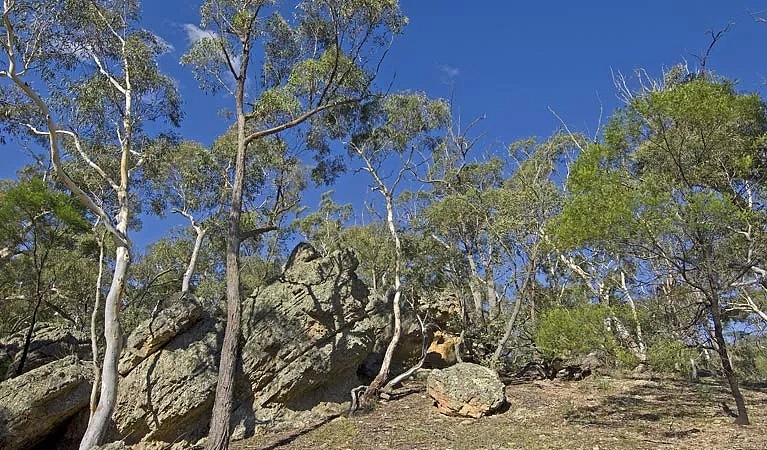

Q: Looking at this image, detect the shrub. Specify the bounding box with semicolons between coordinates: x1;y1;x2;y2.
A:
647;338;698;375
535;304;621;363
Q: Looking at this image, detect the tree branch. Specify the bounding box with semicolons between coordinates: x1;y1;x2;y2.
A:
239;224;278;243
244;98;360;144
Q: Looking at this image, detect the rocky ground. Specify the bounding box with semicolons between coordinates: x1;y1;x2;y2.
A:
232;375;767;450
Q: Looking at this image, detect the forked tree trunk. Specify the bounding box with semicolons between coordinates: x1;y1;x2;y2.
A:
361;191;403;406
492;273;527;361
79;242;129;449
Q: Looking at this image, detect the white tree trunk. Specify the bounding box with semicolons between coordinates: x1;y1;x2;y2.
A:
89;232;106;417
363;190;403;401
182;223;206;294
79;242;128;449
620;271;648;369
466;251;485;321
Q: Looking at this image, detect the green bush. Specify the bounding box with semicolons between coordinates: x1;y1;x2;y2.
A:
731;338;767;382
535;304;620;362
647;338;698;375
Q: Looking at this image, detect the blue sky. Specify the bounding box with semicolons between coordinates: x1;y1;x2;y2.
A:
3;1;767;247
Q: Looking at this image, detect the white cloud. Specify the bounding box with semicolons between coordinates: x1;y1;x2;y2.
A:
438;64;460;79
183;23;217;44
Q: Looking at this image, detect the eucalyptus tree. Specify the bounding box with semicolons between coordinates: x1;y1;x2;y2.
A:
424;157;507;322
293;190;352;256
0;0;180;446
180;1;406;446
422;134;574;363
144;140;223;295
555;70;767;425
348;92;449;404
490;135;572;361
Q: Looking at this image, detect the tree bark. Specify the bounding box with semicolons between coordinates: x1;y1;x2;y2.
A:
89;231;106;416
492;283;525;361
466;249;485;322
16;294;42;376
79;242;129;448
620;271;648;370
207;38;250;449
709;293;750;425
182;221;206;294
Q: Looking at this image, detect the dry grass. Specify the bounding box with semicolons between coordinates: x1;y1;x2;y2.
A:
232;375;767;450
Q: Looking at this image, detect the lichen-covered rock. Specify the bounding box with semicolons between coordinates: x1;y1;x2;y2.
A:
427;362;506;418
0;323;90;379
112;245;379;446
118;297;202;376
112;317;222;444
0;356;92;450
240;247;377;410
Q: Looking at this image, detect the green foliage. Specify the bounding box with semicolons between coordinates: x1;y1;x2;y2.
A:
293;191;352;255
731;337;767;382
535;304;620;362
0;177;95;336
647;338;698;375
554;76;767;255
341;222;395;289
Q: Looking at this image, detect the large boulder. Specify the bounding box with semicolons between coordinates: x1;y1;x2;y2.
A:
240;247;378;411
118;297;202;376
427;362;506;418
112;245;381;445
0;356;92;450
0;323;90;379
112;316;222;444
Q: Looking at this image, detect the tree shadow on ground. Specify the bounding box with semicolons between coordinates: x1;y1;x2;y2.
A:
563;379;730;427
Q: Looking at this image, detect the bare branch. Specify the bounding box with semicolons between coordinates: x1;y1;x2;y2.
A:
548;106;585;152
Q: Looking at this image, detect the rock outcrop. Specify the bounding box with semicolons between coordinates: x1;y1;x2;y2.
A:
427;362;506;418
0;245;393;448
118;298;202;376
112;246;381;445
112;316;222;444
0;356;92;450
240;247;376;411
424;331;460;369
0;323;90;379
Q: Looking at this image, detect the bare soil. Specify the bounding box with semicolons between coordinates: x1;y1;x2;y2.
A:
232;375;767;450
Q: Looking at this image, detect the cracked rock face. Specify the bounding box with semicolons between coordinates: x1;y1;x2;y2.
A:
0;245;382;448
0;323;90;380
0;356;92;450
427;362;507;418
240;247;375;410
112;316;222;444
112;246;379;445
